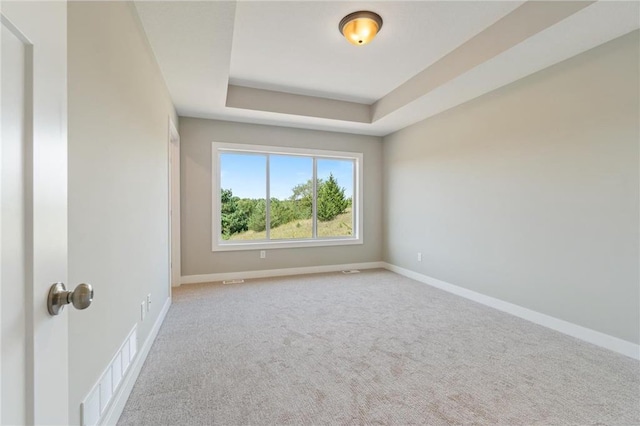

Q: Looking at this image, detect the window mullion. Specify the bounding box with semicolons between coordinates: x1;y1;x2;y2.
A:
312;157;317;239
266;154;271;240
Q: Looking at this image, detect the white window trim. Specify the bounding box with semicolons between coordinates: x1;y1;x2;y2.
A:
212;142;364;252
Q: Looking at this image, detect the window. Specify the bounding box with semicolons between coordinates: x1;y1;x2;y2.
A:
212;142;363;251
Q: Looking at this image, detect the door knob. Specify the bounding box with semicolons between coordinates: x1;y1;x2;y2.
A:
47;282;94;316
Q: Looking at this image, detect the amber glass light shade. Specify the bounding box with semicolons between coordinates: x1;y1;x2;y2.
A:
339;11;383;46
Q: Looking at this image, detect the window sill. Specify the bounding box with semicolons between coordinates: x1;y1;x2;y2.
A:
212;237;363;252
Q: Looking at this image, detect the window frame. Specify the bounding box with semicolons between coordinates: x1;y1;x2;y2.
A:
212;142;363;252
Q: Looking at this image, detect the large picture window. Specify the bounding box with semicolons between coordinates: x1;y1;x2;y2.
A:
212;142;363;251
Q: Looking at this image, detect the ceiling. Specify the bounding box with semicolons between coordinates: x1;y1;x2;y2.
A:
134;1;640;137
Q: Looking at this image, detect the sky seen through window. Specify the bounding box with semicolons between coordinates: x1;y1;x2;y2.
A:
220;153;353;200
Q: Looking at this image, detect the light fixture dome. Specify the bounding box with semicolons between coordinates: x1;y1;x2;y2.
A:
339;11;383;46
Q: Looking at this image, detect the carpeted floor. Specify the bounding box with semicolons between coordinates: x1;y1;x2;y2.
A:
118;269;639;425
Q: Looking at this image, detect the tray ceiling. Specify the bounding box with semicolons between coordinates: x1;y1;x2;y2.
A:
134;1;640;136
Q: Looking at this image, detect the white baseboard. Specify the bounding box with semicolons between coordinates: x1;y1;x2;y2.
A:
180;261;386;285
101;297;172;425
383;263;640;361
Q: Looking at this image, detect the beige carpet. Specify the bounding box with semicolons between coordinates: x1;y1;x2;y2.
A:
118;269;639;425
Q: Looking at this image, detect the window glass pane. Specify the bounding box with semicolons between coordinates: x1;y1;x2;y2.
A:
269;155;313;239
213;142;362;251
220;153;266;241
316;159;354;237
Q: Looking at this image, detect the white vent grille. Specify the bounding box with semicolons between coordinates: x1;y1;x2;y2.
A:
81;325;137;426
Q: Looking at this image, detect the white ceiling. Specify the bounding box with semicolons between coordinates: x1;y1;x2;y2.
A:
229;1;524;104
134;1;640;137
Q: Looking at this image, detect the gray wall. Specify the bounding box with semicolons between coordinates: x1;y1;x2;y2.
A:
382;31;640;344
179;118;383;276
68;2;177;423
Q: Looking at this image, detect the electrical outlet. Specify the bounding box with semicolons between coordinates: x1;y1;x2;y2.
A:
146;294;151;312
417;252;422;262
260;250;266;259
140;302;146;321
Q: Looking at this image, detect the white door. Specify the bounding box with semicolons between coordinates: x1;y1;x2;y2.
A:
169;119;181;288
1;1;69;424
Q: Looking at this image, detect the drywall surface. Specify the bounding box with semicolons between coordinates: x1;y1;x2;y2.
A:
179;118;383;276
383;31;640;344
68;2;177;423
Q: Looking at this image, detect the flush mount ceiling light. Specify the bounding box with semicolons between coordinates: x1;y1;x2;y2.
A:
339;11;383;46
